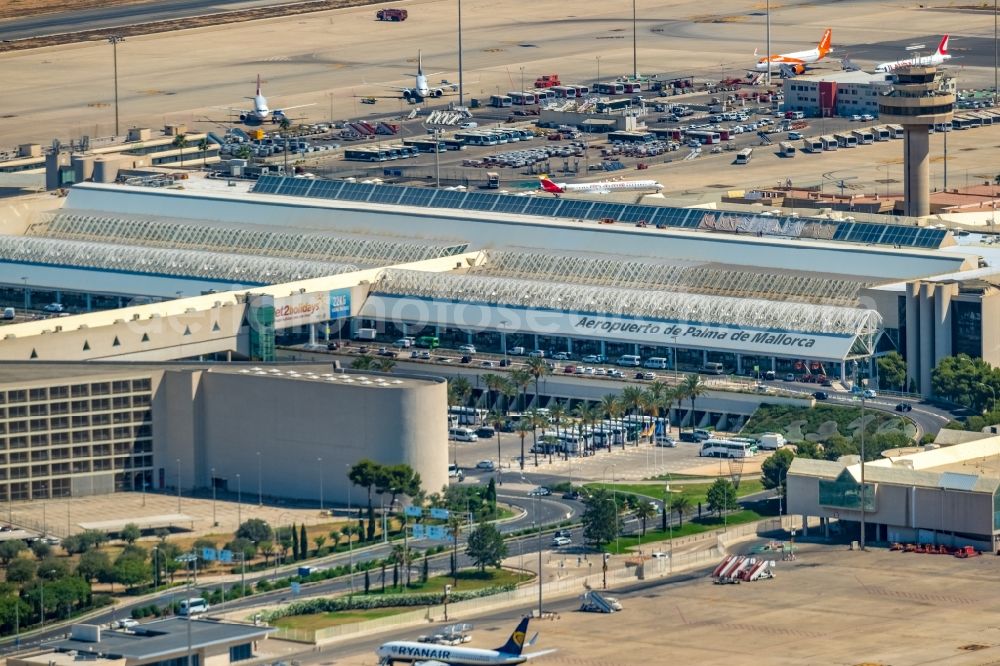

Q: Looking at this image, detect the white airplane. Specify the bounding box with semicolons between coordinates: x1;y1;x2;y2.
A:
375;617;555;666
388;51;458;102
539;175;664;197
875;35;951;72
226;75;314;124
754;28;833;74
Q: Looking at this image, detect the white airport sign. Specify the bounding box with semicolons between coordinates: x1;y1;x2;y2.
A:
362;296;858;361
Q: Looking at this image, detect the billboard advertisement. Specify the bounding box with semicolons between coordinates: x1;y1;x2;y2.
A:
274;292;330;328
330;288;351;320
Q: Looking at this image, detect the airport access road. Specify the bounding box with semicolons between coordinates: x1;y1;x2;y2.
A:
0;489;574;655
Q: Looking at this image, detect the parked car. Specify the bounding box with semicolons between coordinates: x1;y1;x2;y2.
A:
509;346;526;355
642;372;657;380
527;350;545;358
460;355;473;364
43;303;64;313
552;352;570;360
458;344;476;354
581;354;606;363
563;365;577;374
480;360;498;368
784;373;796;381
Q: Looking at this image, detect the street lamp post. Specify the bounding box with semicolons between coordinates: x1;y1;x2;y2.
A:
665;478;674;574
211;467;217;527
345;463;354;593
108;36;124;136
457;0;464;108
236;473;242;526
21;277;28;313
256;451;262;506
596;55;601;85
631;0;638;80
318;457;324;512
176;458;181;512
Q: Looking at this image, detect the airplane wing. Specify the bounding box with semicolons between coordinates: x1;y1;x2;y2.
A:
274;103;316;112
523;649;558;660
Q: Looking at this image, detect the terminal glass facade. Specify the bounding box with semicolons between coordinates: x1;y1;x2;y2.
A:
818;477;876;512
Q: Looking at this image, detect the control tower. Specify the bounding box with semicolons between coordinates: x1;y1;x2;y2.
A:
877;66;954;217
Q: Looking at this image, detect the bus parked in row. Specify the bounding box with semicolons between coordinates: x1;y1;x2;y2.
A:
699;438;759;458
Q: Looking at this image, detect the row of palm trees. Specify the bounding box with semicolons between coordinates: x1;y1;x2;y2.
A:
448;370;711;468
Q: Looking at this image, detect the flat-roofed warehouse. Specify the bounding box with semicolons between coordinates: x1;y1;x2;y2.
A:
788;431;1000;552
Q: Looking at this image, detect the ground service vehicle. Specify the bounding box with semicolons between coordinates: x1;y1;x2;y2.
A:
734;148;753;164
534;74;560;88
355;328;377;341
376;8;408;20
702;362;725;375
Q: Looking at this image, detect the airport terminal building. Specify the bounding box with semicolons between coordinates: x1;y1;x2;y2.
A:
0;175;999;501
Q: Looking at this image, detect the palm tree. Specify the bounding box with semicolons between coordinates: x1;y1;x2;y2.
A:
645;380;670;441
528;408;546;467
374;357;396;373
681;374;709;433
448;376;473;408
600;394;622;450
482;373;506;412
197;138;210;167
574;401;600;455
329;528;342;551
351;355;375;370
172;133;188;165
236;144;253;162
620;386;644;446
510;368;532;413
489;408;505;484
634;499;657;537
279;116;293;174
525;357;550;409
548;400;567;459
515;419;532;470
500;378;517;416
671;494;691;528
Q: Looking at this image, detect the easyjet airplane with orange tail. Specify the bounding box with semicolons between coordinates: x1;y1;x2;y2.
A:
754;28;832;74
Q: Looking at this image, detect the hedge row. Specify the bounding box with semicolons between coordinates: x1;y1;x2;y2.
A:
263;584;516;620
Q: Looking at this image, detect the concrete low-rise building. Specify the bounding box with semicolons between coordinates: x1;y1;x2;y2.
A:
783;71;892;118
788;432;1000;551
12;619;272;666
0;361;447;504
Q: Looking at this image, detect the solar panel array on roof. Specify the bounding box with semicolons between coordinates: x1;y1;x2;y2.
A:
251;176;948;249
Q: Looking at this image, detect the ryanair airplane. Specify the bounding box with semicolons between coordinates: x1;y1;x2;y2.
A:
375;617;555;665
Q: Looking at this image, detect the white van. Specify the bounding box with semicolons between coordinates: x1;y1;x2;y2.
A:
178;597;209;616
701;362;725;375
2;308;14;320
758;433;786;450
643;357;668;369
616;355;641;367
449;427;478;442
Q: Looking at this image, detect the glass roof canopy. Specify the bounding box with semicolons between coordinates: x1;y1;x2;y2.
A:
373;268;880;338
34;210;469;267
251;175;948;250
0;236;358;284
475;249;872;306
